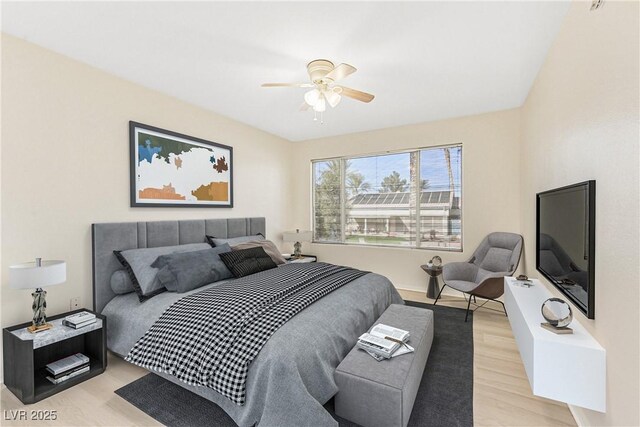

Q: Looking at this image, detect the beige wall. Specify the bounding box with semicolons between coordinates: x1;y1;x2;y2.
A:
520;1;639;426
0;35;293;332
290;108;522;294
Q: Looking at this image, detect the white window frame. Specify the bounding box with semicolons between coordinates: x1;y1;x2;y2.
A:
311;144;463;252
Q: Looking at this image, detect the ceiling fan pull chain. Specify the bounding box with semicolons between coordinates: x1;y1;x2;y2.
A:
320;111;324;125
313;111;318;121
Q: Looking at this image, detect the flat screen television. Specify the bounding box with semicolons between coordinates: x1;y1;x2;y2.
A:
536;181;595;319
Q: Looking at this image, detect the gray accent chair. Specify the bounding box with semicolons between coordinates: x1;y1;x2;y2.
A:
434;232;523;321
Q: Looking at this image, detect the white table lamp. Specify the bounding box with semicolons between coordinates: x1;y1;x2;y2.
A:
9;258;66;333
282;229;312;259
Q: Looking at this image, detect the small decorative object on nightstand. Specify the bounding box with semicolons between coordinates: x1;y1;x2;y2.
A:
421;257;443;299
2;309;107;404
282;229;312;259
9;258;66;333
540;297;573;334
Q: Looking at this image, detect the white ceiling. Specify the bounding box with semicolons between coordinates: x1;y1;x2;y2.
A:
2;1;570;141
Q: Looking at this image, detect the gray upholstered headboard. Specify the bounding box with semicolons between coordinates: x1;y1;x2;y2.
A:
92;217;266;313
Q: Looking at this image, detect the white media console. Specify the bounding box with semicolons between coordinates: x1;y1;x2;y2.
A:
504;277;606;412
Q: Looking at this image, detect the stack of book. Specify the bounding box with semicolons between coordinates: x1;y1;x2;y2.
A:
357;324;414;361
45;353;90;384
62;311;96;329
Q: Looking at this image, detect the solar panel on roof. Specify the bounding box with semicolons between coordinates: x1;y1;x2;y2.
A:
349;190;459;206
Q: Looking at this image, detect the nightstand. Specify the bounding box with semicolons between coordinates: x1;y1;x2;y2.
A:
2;309;107;404
286;255;317;264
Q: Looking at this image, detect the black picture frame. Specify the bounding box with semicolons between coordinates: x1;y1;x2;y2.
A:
536;180;595;319
129;121;233;208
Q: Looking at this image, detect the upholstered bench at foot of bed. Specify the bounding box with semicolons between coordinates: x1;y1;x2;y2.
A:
334;304;434;427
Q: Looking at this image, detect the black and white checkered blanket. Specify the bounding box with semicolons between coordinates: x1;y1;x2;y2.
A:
125;262;367;405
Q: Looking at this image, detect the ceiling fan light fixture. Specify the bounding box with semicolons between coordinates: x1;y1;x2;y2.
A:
304;89;321;106
313;96;326;112
261;59;374;122
325;90;341;108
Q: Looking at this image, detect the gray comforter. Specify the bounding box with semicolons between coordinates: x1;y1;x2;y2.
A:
103;270;402;427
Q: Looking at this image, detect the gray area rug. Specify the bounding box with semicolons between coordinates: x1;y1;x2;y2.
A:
115;302;473;427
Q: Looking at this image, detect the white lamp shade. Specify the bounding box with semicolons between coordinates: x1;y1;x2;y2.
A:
9;260;66;290
304;89;321;106
325;90;341;108
282;230;313;243
312;96;326;112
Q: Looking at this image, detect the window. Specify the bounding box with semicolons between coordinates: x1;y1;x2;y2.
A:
312;145;462;251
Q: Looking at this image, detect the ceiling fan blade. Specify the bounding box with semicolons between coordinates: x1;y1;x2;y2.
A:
324;63;357;82
261;83;314;88
338;86;375;103
300;102;311;111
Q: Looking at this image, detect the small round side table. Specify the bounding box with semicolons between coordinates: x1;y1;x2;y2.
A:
421;264;443;299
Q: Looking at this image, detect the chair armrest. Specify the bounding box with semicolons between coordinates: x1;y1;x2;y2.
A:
442;262;478;282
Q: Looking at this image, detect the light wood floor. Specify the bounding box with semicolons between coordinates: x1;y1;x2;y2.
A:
1;291;576;427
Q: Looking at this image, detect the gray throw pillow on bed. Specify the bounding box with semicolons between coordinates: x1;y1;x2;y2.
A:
207;234;265;247
110;270;134;294
114;242;211;302
152;244;233;293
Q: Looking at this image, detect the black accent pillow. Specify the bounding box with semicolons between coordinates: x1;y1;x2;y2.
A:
219;246;277;278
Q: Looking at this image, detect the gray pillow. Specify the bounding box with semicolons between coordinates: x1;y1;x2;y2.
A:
114;242;211;302
207;234;265;247
110;270;134;294
152;244;233;293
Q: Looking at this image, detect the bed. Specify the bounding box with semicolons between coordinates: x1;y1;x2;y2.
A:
93;218;403;427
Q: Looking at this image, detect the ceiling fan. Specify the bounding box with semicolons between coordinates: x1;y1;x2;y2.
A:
262;59;374;121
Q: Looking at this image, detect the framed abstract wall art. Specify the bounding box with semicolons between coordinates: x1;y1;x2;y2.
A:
129;121;233;207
